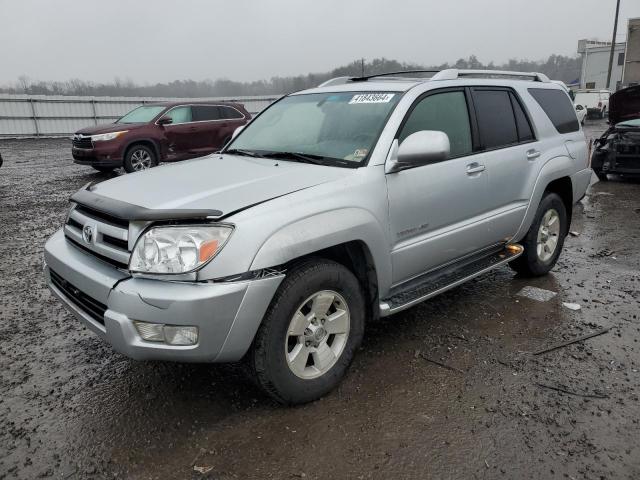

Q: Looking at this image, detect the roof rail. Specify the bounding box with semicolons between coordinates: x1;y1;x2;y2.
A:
349;70;440;82
431;69;550;82
317;69;550;88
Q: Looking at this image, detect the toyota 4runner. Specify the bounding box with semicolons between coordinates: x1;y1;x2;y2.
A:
45;69;592;404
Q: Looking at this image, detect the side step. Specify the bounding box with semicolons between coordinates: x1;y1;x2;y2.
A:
379;244;523;317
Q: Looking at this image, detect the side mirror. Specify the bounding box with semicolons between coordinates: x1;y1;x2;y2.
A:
157;116;173;126
386;131;450;173
231;125;245;140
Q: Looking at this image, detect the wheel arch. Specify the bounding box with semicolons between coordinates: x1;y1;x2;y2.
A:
513;155;575;241
123;138;160;162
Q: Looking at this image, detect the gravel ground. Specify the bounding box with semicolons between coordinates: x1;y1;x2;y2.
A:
1;119;639;479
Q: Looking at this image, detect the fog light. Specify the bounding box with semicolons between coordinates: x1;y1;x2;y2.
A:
134;321;164;342
164;326;199;346
133;321;198;345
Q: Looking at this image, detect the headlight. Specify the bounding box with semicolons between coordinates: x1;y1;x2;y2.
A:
91;131;128;142
129;225;233;274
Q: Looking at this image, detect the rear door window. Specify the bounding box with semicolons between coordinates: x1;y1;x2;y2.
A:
192;105;222;121
472;89;518;149
219;106;245;119
398;90;473;158
528;88;579;134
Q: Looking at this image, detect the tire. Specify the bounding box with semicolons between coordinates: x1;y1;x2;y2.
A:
91;166;115;173
250;259;365;405
594;169;608;182
510;192;567;277
123;144;157;173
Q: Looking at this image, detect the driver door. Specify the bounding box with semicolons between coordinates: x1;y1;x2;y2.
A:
386;89;493;285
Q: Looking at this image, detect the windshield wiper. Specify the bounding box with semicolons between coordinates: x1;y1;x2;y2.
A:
225;148;264;158
258;151;328;165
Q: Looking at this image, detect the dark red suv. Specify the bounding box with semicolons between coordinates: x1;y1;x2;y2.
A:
72;102;251;173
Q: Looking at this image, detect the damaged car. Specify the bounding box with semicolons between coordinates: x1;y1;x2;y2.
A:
592;85;640;181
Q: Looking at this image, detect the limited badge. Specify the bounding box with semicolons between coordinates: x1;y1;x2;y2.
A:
349;93;395;104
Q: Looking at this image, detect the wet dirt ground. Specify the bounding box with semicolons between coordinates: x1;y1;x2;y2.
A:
1;119;639;479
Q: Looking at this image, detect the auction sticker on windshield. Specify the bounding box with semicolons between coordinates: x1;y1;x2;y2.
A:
349;93;395;104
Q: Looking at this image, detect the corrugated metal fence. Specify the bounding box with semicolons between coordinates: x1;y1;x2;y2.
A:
0;94;279;137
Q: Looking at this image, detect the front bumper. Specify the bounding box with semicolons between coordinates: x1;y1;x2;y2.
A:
72;143;124;167
44;230;283;362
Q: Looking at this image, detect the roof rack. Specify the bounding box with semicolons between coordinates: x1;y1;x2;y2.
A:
431;69;550;82
318;68;550;87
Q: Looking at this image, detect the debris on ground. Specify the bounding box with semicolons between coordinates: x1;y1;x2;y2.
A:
517;286;557;302
569;231;580;237
194;465;214;474
532;327;611;356
535;382;609;399
562;302;581;311
591;248;615;258
415;350;465;374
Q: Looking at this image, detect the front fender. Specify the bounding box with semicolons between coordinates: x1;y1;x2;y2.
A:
512;155;574;241
250;207;392;295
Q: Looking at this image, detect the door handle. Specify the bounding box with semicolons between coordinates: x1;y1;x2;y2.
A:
466;163;486;174
526;149;541;160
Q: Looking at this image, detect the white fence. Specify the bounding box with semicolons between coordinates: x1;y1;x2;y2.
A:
0;94;280;137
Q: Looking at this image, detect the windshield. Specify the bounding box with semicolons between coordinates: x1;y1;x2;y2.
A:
117;105;166;124
227;92;401;166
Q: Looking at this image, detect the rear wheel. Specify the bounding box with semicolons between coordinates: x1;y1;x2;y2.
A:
510;192;567;277
250;259;365;405
123;145;157;173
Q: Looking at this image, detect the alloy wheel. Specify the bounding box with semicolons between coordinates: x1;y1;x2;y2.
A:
130;149;153;171
285;290;350;380
536;208;560;262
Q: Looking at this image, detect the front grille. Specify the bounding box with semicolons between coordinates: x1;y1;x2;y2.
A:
64;205;131;267
49;269;106;324
75;205;129;229
72;136;93;149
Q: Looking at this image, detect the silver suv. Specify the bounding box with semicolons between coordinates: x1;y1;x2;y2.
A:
44;69;592;404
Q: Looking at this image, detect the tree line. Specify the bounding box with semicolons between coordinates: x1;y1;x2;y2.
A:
2;55;582;98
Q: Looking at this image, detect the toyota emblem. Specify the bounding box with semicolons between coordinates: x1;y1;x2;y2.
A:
82;225;94;244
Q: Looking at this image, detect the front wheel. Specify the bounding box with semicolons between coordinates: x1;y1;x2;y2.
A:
250;259;365;405
510;192;567;277
123;145;157;173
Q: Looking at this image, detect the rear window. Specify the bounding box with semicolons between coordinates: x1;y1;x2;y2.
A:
192;105;221;121
220;106;244;119
528;88;579;134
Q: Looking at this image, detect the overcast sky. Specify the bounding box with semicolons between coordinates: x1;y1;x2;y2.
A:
1;0;639;85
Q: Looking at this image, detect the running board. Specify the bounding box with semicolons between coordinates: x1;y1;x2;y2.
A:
379;244;523;317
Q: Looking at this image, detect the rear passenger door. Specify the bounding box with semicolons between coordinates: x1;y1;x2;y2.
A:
191;105;225;154
162;106;198;160
386;89;492;284
469;88;538;241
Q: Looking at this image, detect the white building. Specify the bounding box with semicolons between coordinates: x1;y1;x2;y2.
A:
577;39;625;90
622;18;640;86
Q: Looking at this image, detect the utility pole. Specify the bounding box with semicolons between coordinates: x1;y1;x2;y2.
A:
606;0;621;90
361;58;365;77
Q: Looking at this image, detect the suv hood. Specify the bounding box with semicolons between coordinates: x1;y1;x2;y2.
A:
89;154;353;217
76;123;147;135
609;85;640;125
